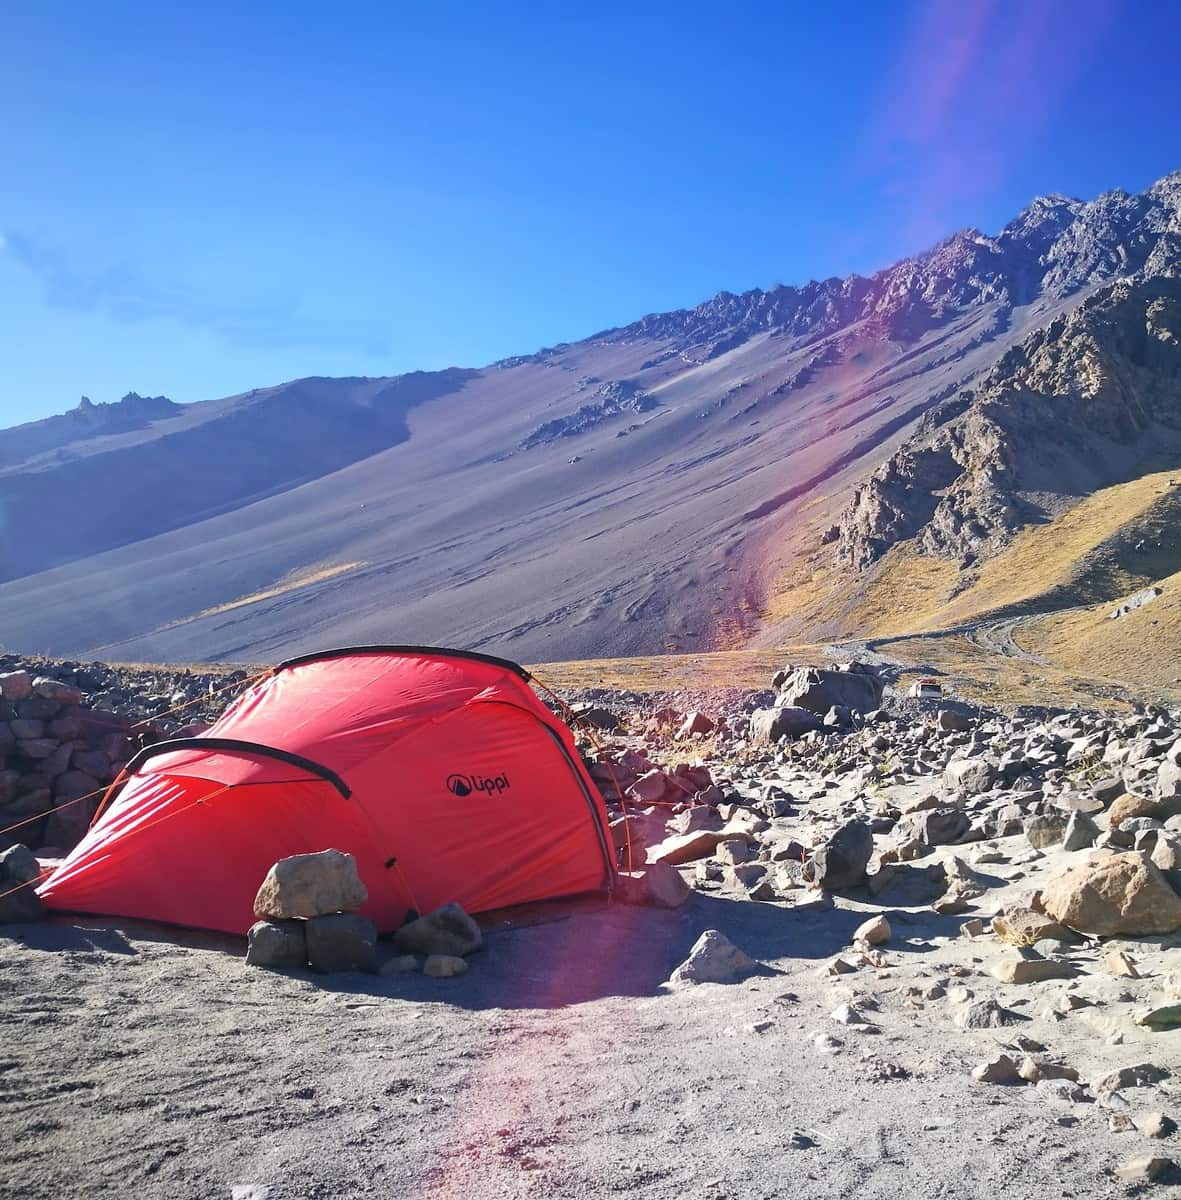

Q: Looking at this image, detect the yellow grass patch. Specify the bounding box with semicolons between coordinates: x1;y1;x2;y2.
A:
194;562;368;620
934;468;1181;625
1028;568;1181;697
529;645;822;693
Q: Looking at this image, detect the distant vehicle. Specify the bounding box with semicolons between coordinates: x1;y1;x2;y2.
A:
568;455;582;464
909;678;943;699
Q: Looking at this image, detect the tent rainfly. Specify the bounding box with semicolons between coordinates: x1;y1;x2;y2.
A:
38;646;615;934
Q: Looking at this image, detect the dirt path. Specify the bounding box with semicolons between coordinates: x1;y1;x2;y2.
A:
963;615;1052;664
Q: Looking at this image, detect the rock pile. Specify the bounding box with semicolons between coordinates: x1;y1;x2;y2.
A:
577;659;1181;922
248;850;378;973
247;850;482;979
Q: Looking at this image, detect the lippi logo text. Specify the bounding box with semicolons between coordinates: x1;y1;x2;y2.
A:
446;772;511;798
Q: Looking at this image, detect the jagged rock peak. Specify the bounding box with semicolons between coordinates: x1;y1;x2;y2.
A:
585;170;1181;359
65;391;178;418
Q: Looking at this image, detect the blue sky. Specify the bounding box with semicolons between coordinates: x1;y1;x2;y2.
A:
2;0;1179;425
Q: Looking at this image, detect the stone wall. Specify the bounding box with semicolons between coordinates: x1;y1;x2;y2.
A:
0;659;247;854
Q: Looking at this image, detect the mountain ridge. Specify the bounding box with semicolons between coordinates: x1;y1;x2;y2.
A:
1;170;1179;667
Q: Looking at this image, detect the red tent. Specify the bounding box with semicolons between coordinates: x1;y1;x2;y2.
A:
38;646;615;935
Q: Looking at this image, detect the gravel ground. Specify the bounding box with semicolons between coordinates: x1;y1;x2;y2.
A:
4;766;1180;1199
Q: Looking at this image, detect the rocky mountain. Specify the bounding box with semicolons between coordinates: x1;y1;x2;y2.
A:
838;275;1181;571
1;171;1179;666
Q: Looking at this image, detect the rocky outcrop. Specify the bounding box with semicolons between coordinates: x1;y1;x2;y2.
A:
0;392;180;469
839;274;1181;569
519;380;657;449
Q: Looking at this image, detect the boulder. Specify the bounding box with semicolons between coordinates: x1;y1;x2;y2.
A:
1092;777;1126;806
808;820;873;890
1136;1005;1181;1030
0;671;34;701
1151;832;1181;873
1115;1157;1174;1184
667;929;757;986
253;849;367;919
1018;1059;1079;1084
936;710;972;733
72;749;113;778
944;758;996;795
714;839;753;865
570;704;621;732
245;919;308;968
0;843;41;885
32;677;83;705
304;913;378;973
956;999;1027;1029
1063;810;1100;852
971;1054;1021;1084
423;954;468;978
1159;759;1181;804
991;956;1075;984
393;902;482;957
1024;812;1068;850
1042;853;1181;937
897;806;970;847
18;697;61;721
1108;793;1161;828
992;909;1073;947
1134;1113;1177;1139
749;706;821;744
44;794;94;850
667;806;721;835
628;769;670;803
677;711;715;738
616;864;691;909
0;844;44;923
777;664;884;715
648;828;755;866
853;914;891;945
